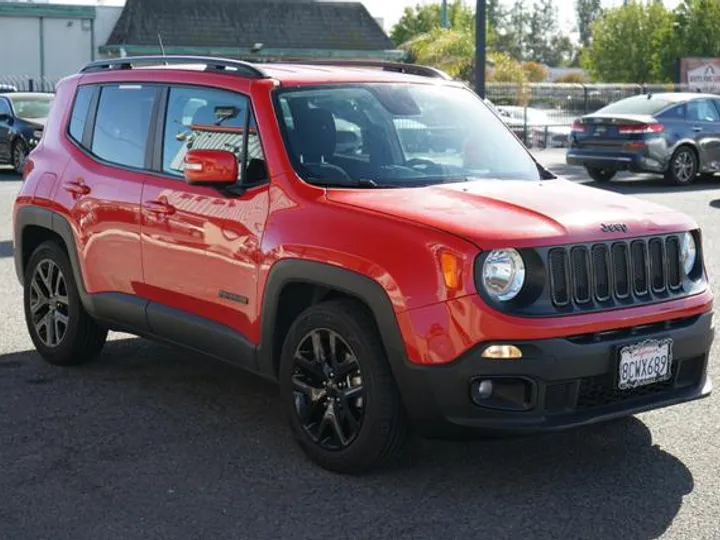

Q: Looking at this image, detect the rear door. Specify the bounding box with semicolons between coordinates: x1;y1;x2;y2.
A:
0;97;12;161
54;82;159;326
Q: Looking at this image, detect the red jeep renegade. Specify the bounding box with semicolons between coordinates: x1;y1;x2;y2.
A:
13;57;714;473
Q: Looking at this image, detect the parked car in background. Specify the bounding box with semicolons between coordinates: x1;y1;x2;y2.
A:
0;92;54;173
0;83;18;93
567;92;720;185
496;105;571;148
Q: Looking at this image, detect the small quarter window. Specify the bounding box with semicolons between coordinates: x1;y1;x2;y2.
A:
68;86;94;144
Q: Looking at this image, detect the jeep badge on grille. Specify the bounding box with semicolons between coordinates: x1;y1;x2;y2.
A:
601;223;629;233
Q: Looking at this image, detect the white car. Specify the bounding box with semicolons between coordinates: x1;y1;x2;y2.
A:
496;105;571;148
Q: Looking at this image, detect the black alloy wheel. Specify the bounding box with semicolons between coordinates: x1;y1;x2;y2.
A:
279;299;408;474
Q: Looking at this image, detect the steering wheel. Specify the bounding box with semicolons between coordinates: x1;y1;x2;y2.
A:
404;158;444;175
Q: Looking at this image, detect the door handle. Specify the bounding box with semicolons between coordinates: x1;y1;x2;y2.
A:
145;200;176;215
692;126;703;132
63;181;91;196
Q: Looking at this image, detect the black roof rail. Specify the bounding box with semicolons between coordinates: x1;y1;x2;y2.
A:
79;55;270;79
276;59;453;80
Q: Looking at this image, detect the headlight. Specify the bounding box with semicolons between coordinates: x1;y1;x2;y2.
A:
482;249;526;301
33;130;43;139
680;232;697;276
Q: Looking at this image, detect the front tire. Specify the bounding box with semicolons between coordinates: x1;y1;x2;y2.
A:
279;299;408;474
23;241;108;366
586;167;616;183
665;145;698;185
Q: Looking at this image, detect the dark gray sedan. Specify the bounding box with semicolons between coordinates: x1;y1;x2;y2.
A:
566;92;720;185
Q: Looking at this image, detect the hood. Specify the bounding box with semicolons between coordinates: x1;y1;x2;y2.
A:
326;178;696;249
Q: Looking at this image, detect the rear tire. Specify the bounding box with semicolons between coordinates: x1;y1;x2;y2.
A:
23;241;108;366
586;167;616;183
665;145;698;185
279;299;408;474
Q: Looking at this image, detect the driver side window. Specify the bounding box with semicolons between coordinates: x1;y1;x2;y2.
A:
162;86;268;185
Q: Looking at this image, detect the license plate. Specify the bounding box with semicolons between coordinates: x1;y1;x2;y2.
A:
617;338;673;390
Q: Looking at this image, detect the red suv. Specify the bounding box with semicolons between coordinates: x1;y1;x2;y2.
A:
12;56;714;473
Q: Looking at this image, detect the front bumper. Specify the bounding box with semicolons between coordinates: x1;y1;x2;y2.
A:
398;311;713;437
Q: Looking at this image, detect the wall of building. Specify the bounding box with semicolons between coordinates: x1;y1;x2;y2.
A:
0;3;122;80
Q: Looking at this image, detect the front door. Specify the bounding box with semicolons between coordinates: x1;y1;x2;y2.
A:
686;98;720;171
139;84;270;365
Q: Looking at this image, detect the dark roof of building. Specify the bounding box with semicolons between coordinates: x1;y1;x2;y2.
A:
105;0;395;52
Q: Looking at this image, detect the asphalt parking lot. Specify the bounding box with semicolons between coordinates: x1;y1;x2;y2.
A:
1;149;719;540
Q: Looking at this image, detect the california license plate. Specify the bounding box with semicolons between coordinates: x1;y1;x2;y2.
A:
617;338;674;391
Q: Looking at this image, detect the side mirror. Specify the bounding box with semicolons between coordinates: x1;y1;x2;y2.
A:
0;113;11;123
183;149;238;185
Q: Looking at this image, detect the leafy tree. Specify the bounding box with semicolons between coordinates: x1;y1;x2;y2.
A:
581;2;676;83
506;0;530;60
554;72;588;83
673;0;720;57
522;61;549;82
575;0;603;47
390;2;475;46
402;27;475;80
489;52;525;83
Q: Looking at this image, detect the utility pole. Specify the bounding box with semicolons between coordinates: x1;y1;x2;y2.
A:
441;0;449;28
475;0;486;98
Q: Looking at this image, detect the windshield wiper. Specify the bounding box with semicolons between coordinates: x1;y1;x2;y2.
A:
309;177;380;188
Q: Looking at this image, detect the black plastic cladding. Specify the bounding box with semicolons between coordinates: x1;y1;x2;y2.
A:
474;230;706;317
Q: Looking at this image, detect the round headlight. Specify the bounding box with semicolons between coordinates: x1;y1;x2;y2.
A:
680;232;697;276
482;249;526;301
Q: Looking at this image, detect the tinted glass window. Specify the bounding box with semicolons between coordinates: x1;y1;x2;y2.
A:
658;104;686;120
598;95;672;115
68;86;94;143
91;85;157;169
687;99;720;122
163;86;267;184
0;98;10;117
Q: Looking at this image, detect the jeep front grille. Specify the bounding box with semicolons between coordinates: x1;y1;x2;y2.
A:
548;235;683;308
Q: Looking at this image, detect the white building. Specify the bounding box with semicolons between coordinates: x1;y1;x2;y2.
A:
0;1;123;81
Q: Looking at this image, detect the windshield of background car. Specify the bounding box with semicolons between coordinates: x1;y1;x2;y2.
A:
9;96;53;119
273;83;543;187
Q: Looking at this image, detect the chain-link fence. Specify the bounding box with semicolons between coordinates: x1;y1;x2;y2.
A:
482;82;719;148
0;75;60;94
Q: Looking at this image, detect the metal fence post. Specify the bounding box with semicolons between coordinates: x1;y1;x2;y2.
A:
583;84;588;114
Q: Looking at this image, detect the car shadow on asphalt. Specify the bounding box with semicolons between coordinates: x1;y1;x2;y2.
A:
0;336;694;539
0;168;20;182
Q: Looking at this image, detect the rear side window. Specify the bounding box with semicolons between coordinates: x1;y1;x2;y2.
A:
68;86;94;143
91;85;158;169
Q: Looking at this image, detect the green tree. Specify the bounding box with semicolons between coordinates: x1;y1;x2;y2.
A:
390;2;475;46
674;0;720;57
525;0;561;65
575;0;603;47
581;2;676;83
506;0;530;60
402;27;476;79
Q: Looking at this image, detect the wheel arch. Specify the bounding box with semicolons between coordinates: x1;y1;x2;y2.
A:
257;259;409;380
14;206;90;307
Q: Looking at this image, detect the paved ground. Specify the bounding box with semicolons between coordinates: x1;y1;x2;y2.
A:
1;153;719;540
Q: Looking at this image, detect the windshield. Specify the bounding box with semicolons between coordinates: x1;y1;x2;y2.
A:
9;96;53;119
273;83;544;187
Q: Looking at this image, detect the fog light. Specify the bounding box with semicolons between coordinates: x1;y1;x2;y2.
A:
476;380;494;399
481;344;522;359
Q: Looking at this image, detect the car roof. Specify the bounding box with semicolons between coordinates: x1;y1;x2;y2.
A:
77;57;460;87
1;92;54;99
629;92;719;102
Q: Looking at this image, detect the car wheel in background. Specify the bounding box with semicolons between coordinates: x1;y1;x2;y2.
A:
585;167;616;183
665;145;698;186
12;140;28;175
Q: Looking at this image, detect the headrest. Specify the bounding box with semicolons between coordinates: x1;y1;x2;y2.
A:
292;107;337;162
